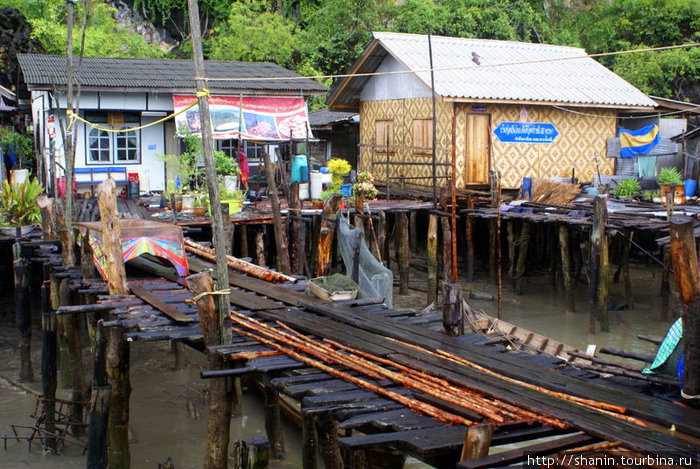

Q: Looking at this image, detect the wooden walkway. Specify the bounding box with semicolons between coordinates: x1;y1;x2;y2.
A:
58;252;700;467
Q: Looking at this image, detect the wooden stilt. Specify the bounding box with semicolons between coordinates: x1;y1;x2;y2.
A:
364;448;406;469
55;198;76;266
514;221;531;295
38;194;54;240
465;197;475;282
220;203;234;256
302;413;318;469
239;224;249;259
80;228;97;279
41;271;57;451
264;383;285;459
661;246;670;322
317;413;343;469
233;436;270;469
63;281;87;435
622;229;634;309
507;222;516;283
397;211;410;295
53;273;70;389
171;341;185;371
290;182;304;275
106;326;130;469
261;148;291;275
96;179;128;295
255;228;266;267
13;243;33;382
186;271;233;469
559;224;575;312
442;282;463;336
86;320;110;469
668;215;700;400
427;214;438;305
378;211;388;269
441;215;452;284
460;423;494;461
316;194;342;277
488;219;497;284
589;196;609;333
409;211;418;254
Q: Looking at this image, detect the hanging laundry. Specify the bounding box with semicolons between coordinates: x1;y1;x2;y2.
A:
619;123;660;158
637;155;657;178
238;148;250;186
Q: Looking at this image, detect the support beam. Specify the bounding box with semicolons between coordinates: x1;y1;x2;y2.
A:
397;212;410;295
442;282;463;336
559;224;574;313
302;413;318;469
41;272;57;451
589;196;609;333
13;243;33;382
427;214;438;306
317;413;343;469
264;383;285;459
86;320;110;469
261;148;291;275
460;423;494;461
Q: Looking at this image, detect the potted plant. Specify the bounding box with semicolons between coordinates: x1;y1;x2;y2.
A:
215;150;241;192
0;177;43;236
220;188;246;214
353;171;378;209
0;128;34;175
657;167;685;205
192;194;207;217
612;178;641;200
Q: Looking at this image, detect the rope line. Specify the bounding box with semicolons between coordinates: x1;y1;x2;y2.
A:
192;288;231;302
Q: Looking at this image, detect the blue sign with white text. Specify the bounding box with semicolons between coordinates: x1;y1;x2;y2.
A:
493;122;559;144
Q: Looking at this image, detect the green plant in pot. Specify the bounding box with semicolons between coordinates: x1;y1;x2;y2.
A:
0;128;34;169
219;188;246;214
612;178;641;200
0;177;43;235
657;167;685;205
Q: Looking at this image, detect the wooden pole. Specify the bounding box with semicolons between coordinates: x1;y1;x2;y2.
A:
465;196;475;282
86;320;110;469
559;224;575;312
255;227;266;267
621;229;634;309
96;179;128;295
233;437;270;469
13;243;33;382
668;215;700;400
38;194;54;240
263;382;285;459
409;211;418;254
63;281;87;435
62;0;76;267
186;271;233;469
427;213;438;305
186;0;231;343
302;413;318;469
41;270;57;451
492;171;502;318
261;148;292;275
378;211;388;269
80;228;97;279
450;105;458;284
221;203;234;256
316;194;342;277
317;413;343;469
290;181;305;275
460;423;494;461
239;224;249;259
442;282;463;336
55;198;76;266
397;211;410;295
513;221;531;295
589;196;609;333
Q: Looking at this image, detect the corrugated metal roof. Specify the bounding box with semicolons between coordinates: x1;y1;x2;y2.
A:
17;54;327;94
330;32;655;109
309;109;357;127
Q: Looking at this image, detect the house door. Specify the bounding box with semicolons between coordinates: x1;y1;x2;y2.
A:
465;113;490;185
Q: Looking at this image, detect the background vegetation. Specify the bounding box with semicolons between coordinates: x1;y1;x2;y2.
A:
1;0;698;104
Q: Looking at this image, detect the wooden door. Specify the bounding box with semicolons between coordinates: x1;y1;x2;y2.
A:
465;113;490;185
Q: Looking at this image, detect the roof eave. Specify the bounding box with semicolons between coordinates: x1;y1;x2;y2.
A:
26;84;326;97
443;96;656;110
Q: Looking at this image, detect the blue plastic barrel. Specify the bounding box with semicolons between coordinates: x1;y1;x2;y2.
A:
685;179;697;197
341;184;353;196
291;155;308;184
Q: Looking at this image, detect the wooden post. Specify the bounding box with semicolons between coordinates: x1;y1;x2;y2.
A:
397;211;410;295
38;194;54;240
13;243;33;382
96;179;128;295
63;279;87;435
255;227;266;267
427;213;438;305
559;224;575;313
233;436;270;469
513;221;531;295
186;271;233;469
378;211;388;269
86;320;111;469
41;271;57;451
316;194;342;277
302;413;318;469
460;423;494;461
442;282;463;336
661;246;671;321
409;211;418;254
465;197;475;282
80;228;97;279
668;215;700;400
290;182;305;275
261;148;292;275
351;228;361;284
589;196;609;333
317;413;343;469
441;215;452;285
55;198;76;266
488;219;497;284
621;229;634;309
264;383;285;459
239;225;249;259
221;203;234;256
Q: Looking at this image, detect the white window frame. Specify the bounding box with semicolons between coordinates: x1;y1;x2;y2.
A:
85;112;141;165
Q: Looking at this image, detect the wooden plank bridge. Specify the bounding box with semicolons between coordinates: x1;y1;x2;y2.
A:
53;251;700;468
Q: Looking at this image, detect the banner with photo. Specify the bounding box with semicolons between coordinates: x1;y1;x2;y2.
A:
172;95;313;141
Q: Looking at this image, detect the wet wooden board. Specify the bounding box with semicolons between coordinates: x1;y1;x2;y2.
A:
130;284;195;323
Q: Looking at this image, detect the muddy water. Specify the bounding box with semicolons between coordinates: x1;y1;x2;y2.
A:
0;259;677;468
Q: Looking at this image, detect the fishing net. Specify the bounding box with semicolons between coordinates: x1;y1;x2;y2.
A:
643;317;683;378
336;213;393;308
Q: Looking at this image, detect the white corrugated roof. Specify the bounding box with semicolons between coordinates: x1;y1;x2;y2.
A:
373;32;656;108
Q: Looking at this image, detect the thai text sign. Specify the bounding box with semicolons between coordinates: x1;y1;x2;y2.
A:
493;122;559;144
172;95;313;141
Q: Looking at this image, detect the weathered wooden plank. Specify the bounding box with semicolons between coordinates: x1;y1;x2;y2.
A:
130;284;195;323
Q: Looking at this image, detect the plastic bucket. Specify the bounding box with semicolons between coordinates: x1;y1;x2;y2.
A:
685;179;697;197
341;184;353;197
299;182;310;200
291;155;308;184
11;169;29;186
309;170;323;200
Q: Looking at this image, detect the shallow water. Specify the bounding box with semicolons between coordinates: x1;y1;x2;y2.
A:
0;259;678;468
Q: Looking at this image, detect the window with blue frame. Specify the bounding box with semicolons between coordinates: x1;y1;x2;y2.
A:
85;111;141;164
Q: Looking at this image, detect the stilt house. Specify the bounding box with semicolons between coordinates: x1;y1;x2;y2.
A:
328;32;657;189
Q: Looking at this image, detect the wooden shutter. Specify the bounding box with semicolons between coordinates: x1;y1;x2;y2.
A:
411;119;433;155
375;120;394;155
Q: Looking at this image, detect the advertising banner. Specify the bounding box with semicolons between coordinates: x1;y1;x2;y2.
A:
172;95;313;141
493;122;559;144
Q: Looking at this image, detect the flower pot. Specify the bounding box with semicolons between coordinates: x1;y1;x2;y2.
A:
174;201;183;212
220;199;243;214
661;184;685;205
0;225;33;237
193;206;206;217
312;200;324;210
182;195;195;210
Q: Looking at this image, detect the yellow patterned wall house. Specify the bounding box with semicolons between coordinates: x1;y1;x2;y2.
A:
360;98;617;189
